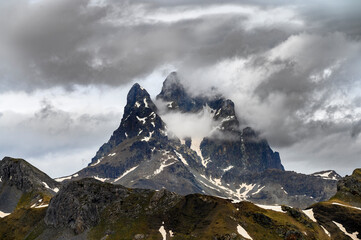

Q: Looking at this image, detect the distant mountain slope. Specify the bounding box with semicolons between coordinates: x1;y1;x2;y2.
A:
311;170;342;181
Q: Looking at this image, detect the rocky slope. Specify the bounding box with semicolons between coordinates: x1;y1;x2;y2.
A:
64;73;339;208
0;157;60;239
3;177;332;240
0;157;59;216
0;158;357;240
304;169;361;240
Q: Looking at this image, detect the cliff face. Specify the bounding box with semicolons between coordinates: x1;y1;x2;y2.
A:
0;157;59;214
157;72;284;174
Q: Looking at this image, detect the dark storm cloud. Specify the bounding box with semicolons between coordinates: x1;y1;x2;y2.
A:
0;0;304;91
351;120;361;138
1;0;361;176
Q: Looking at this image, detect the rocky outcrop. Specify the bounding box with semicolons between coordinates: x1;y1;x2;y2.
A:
0;157;59;193
334;168;361;207
310;169;361;240
0;157;59;214
45;178;130;234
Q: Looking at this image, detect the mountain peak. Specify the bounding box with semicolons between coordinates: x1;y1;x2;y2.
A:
88;84;166;166
0;156;59;215
126;83;154;110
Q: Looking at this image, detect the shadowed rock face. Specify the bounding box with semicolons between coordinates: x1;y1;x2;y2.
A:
157;72;284;174
335;168;361;207
0;157;59;193
0;157;59;213
89;83;167;166
45;178;182;234
45;179;130;234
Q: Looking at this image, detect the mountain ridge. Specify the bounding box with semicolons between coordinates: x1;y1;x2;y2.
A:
66;73;338;208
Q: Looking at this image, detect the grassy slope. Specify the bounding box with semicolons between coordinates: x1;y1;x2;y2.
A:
0;190;52;240
88;194;329;240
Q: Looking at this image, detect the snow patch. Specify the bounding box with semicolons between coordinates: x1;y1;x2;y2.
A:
135;102;140;108
159;225;166;240
190;138;211;167
93;176;109;182
0;211;10;218
35;204;49;209
333;221;359;240
169;230;174;237
113;165;139;182
55;175;72;182
136;116;147;124
108;153;116;157
236;183;256;199
223;165;234;172
332;202;361;211
43;182;59;193
256;204;285;213
237;224;253;239
281;187;288;194
154;160;176;175
91;157;104;167
143;98;149;108
313;171;338;180
167;101;173;108
303;209;316;222
42;182;50;189
141;131;154;142
251;186;265;195
174;150;188;166
321;226;331;237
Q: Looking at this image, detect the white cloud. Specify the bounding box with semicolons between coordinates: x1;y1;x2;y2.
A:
161;106;218;140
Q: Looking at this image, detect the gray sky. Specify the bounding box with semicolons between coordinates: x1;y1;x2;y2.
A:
0;0;360;177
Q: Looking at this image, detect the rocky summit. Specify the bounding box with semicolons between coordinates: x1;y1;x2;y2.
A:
66;72;339;208
0;157;59;216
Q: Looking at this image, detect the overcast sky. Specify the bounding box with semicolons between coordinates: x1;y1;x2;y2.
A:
1;0;361;177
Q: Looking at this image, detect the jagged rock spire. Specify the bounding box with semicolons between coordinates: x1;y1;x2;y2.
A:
89;83;166;165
